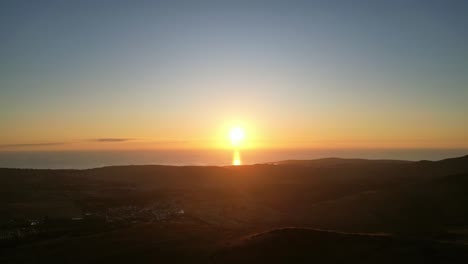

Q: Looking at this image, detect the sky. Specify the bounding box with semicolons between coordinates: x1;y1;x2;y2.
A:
1;0;467;151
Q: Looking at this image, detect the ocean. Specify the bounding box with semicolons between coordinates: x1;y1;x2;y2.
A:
0;148;467;169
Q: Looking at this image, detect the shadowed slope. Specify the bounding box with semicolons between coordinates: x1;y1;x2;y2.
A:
214;227;468;264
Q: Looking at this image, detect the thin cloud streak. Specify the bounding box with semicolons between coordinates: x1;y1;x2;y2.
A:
0;142;65;149
93;138;135;142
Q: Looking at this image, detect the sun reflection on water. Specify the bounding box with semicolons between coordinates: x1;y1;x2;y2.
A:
232;149;241;166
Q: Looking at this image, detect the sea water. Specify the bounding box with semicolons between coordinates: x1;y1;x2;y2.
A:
0;148;467;169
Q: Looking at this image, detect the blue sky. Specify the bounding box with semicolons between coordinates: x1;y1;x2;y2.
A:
1;0;467;150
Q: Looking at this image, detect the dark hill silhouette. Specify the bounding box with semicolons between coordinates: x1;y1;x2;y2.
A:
267;157;412;167
214;227;468;264
1;154;468;263
409;155;468;176
294;172;468;234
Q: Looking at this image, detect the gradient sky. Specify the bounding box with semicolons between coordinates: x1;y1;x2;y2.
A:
1;0;467;151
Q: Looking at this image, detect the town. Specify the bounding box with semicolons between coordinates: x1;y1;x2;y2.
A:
0;200;185;245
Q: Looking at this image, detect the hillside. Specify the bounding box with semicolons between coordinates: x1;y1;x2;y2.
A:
1;155;468;263
214;227;468;264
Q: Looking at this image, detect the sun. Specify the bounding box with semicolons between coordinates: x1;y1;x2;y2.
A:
229;127;245;147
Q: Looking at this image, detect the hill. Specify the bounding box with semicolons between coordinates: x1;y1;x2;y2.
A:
214;227;468;264
267;157;412;167
1;154;468;263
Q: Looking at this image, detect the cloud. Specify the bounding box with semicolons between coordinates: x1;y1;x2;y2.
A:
0;142;65;148
93;138;134;142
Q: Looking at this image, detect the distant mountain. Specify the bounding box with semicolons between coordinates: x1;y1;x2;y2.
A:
266;157;412;167
268;155;468;167
411;154;468;172
266;155;468;179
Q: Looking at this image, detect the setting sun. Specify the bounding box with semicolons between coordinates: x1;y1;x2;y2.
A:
229;127;245;147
